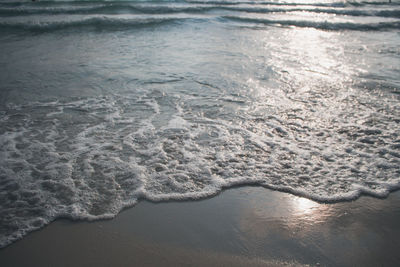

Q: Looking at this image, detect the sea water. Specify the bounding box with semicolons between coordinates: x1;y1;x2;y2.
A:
0;0;399;248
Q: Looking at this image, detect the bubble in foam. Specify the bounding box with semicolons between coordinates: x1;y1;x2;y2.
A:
0;84;399;248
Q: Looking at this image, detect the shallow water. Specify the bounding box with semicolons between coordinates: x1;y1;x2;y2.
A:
1;187;400;266
0;0;399;248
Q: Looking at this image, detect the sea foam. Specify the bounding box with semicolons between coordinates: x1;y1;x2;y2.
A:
1;87;399;248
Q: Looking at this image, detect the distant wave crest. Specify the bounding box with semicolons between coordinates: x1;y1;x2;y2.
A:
0;16;187;31
223;15;400;31
0;2;399;18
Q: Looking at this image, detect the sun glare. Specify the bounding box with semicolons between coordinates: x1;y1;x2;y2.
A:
291;196;320;215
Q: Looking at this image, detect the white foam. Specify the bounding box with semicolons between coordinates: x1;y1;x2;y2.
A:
166;116;189;129
1;88;400;249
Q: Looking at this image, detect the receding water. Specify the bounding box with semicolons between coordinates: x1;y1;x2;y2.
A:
0;0;399;248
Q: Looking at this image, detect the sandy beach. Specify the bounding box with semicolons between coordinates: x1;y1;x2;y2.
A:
1;186;400;267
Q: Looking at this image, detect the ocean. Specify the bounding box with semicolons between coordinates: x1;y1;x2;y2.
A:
0;0;399;248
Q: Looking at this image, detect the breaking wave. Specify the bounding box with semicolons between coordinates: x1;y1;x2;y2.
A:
0;1;399;18
0;15;192;31
222;15;400;31
1;85;399;248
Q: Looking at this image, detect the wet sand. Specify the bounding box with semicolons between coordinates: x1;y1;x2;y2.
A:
1;186;400;266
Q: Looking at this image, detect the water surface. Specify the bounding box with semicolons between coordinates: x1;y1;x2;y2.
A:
0;0;399;248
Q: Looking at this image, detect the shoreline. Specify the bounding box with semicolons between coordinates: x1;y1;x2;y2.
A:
1;186;400;266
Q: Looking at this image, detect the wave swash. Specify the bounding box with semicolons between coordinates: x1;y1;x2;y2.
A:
0;0;399;248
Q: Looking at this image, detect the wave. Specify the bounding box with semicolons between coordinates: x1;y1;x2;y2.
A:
1;6;400;21
0;4;215;16
0;2;399;18
224;6;400;18
0;14;398;33
0;0;399;8
1;92;399;249
0;1;182;8
0;16;190;32
186;0;400;7
223;15;400;31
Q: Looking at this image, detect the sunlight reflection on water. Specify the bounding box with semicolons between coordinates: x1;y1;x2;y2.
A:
291;196;320;215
